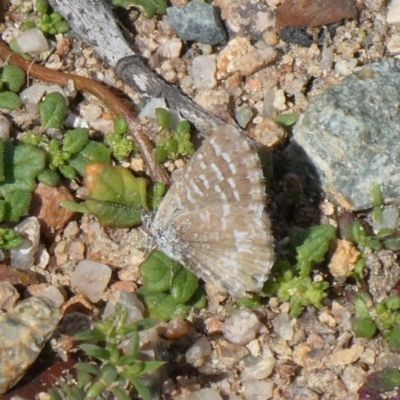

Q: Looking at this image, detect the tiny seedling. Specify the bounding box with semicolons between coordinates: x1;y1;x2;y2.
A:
48;306;164;400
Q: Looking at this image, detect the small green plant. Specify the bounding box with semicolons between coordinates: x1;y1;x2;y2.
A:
0;139;46;221
263;224;336;317
20;0;70;35
154;109;195;163
137;250;206;321
105;117;139;160
0;228;24;250
48;307;164;400
0;65;26;110
113;0;167;18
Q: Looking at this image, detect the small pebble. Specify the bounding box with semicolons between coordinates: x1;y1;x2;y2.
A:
387;0;400;25
80;103;102;123
186;336;212;367
178;388;223;400
190;55;217;90
102;290;144;323
334;59;358;76
341;365;368;394
321;46;334;70
160;319;190;340
387;32;400;54
31;183;75;238
243;380;274;400
272;313;294;341
0;281;19;310
156;38;182;59
241;356;276;381
331;345;363;365
0;296;61;394
167;3;226;45
235;106;253;129
10;217;41;270
25;284;66;307
70;260;112;303
222;309;262;345
365;0;386;10
14;28;49;53
20;84;47;104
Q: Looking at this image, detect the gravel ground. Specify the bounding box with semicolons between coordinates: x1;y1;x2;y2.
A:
1;0;400;399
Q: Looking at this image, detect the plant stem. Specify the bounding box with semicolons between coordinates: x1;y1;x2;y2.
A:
0;38;171;185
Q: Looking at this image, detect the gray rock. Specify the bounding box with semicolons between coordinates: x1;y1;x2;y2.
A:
236;106;253;128
0;296;61;394
285;61;400;211
167;3;226;45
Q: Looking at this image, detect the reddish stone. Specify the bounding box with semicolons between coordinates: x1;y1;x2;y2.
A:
31;183;75;238
0;264;41;286
276;0;358;28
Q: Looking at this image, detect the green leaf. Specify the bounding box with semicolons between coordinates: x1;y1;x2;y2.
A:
0;141;46;193
140;251;182;293
114;117;128;134
68;142;110;177
352;317;377;338
82;163;147;228
85;199;142;228
385;328;400;352
47;389;62;400
170;267;199;304
62;128;90;154
0;91;22;110
130;377;152;400
74;329;106;342
186;286;207;309
294;224;337;277
137;291;177;321
120;318;159;335
386;295;400;311
79;343;110;361
75;362;101;376
39;92;67;129
111;386;132;400
60;200;88;214
0;138;5;182
36;0;48;14
1;65;26;92
137;360;165;376
354;298;370;318
3;189;32;221
155;108;173;128
274;113;299;128
85;163;147;208
37;169;60;186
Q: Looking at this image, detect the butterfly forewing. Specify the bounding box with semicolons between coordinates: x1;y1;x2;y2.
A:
150;125;274;297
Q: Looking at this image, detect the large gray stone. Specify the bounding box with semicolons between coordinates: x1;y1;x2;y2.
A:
285;61;400;211
166;3;226;45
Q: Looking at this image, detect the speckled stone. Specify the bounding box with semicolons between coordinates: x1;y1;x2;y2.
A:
285;61;400;211
167;3;226;45
0;296;61;394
